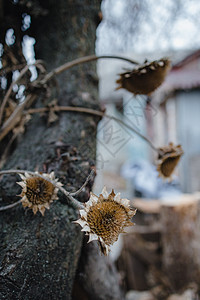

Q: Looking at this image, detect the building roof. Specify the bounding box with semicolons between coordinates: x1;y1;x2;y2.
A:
173;49;200;69
161;49;200;91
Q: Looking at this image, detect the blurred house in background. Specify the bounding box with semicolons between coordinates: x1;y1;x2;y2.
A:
151;49;200;192
94;50;200;197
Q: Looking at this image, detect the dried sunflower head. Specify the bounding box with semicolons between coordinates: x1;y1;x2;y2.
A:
17;172;62;216
74;187;136;255
116;58;171;95
157;143;184;180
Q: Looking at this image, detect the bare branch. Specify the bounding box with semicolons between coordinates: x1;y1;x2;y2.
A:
0;55;139;142
41;54;140;85
0;199;21;211
70;169;95;196
0;94;37;142
0;64;29;125
0;63;26;76
0;60;45;126
27;105;158;152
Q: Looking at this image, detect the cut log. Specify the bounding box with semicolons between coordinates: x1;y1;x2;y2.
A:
160;193;200;291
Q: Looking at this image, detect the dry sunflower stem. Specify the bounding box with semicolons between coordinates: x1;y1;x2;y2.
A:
0;169;137;258
116;58;171;95
26;105;158;151
0;55;166;154
74;186;136;255
0;54;138;143
157;142;184;180
0;60;45;126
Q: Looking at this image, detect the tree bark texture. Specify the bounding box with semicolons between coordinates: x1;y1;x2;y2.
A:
0;1;101;299
72;239;124;300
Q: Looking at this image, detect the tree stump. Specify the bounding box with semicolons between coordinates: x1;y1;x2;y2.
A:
160;193;200;291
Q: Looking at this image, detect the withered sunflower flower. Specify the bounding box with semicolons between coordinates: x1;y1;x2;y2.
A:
74;187;136;255
157;143;184;180
17;172;62;216
116;58;171;95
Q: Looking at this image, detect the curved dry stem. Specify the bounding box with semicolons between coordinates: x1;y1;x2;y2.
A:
0;55;139;142
0;65;29;125
0;94;37;142
27;106;158;152
0;169;85;211
0;60;45;126
70;169;95;196
41;55;139;84
0;63;26;76
0;199;21;211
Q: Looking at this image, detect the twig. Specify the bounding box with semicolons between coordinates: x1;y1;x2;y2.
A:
110;113;158;151
27;105;158;152
0;60;45;126
41;54;139;85
70;169;95;196
28;106;103;117
0;199;21;211
0;55;138;142
0;63;26;76
0;64;29;125
0;169;86;211
0;94;37;142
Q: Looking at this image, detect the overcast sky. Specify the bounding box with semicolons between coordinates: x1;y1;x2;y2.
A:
96;0;200;54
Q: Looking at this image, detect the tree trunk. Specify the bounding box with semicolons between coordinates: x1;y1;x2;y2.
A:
0;1;101;299
72;240;124;300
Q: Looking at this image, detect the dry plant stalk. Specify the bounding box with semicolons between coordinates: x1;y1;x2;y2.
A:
0;55;171;155
0;169;95;212
0;54;185;259
0;170;136;256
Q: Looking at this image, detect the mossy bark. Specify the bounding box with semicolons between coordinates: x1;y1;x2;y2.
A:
0;1;101;299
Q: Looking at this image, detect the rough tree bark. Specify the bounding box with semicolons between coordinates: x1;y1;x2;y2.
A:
0;1;109;299
72;239;124;300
